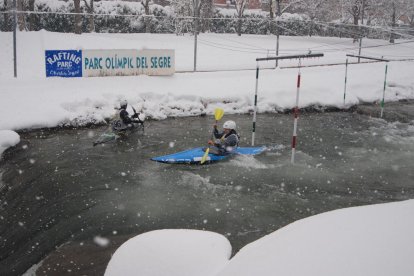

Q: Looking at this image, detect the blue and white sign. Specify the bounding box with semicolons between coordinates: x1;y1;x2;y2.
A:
82;49;175;77
45;49;175;78
45;50;82;77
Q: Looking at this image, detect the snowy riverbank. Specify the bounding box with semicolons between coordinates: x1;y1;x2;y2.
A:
1;32;414;156
106;199;414;276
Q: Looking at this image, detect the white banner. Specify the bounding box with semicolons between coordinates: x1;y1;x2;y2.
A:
82;49;175;77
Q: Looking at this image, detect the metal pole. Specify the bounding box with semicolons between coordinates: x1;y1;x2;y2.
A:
343;58;348;107
275;24;280;68
291;59;301;164
13;0;17;78
275;33;280;68
252;62;259;146
358;0;365;63
380;63;388;118
193;0;198;72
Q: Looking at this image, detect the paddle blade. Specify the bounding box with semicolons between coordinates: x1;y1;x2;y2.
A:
214;108;224;121
200;148;209;164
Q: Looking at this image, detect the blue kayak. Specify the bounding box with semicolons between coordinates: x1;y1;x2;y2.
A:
151;146;266;164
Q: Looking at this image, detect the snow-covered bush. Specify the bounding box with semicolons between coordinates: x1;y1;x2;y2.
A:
0;0;408;39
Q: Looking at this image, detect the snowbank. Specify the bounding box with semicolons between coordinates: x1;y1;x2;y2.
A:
0;32;413;132
0;130;20;158
104;229;231;276
106;200;414;276
217;199;414;276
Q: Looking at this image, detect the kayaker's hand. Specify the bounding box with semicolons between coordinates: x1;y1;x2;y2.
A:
208;140;214;145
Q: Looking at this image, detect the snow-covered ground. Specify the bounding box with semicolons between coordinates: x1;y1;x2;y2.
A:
0;130;20;157
105;200;414;276
105;230;231;276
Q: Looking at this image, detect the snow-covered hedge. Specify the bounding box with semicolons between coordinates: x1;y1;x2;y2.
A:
0;0;400;39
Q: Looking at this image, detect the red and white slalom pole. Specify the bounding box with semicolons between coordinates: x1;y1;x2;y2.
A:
252;62;259;146
291;59;302;164
253;53;323;158
380;63;388;118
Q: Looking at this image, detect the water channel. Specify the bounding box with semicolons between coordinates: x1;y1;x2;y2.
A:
1;102;414;275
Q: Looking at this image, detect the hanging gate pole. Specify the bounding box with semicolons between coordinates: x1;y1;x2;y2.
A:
343;58;348;107
251;62;259;146
253;53;324;162
291;59;301;164
380;63;388;118
346;54;389;117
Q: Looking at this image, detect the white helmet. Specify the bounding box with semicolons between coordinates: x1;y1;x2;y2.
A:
223;120;236;130
120;99;128;108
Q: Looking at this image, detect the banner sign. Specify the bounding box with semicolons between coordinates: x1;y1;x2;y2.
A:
45;50;82;77
83;49;175;77
45;49;175;78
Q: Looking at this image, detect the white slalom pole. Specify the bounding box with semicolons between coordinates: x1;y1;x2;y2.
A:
380;63;388;118
291;59;302;164
252;62;259;146
343;58;348;107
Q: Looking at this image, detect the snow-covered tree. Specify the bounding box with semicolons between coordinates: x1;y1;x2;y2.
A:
17;0;26;31
387;0;410;42
171;0;214;34
170;0;193;34
73;0;82;34
171;0;194;17
83;0;95;32
235;0;249;36
302;0;329;21
341;0;367;42
408;9;414;27
2;0;10;31
199;0;214;32
373;0;413;42
11;0;36;31
275;0;309;16
141;0;152;33
288;0;331;36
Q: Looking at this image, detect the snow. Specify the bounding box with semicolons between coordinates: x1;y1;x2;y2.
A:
0;31;413;132
1;30;413;275
217;199;414;276
106;200;414;276
0;130;20;158
104;229;231;276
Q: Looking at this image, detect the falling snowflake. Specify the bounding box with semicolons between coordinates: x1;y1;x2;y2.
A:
94;236;110;247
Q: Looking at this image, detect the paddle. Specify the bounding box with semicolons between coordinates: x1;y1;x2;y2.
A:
200;108;224;164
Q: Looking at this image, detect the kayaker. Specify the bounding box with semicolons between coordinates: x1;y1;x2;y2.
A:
208;120;240;155
112;100;144;131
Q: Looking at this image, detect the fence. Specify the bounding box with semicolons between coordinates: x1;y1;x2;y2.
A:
1;5;413;77
1;8;413;40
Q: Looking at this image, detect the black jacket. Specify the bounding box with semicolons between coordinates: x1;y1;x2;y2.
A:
120;108;133;124
213;128;240;150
